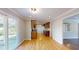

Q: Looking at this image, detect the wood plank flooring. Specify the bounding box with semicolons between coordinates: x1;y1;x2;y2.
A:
64;39;79;50
17;34;70;50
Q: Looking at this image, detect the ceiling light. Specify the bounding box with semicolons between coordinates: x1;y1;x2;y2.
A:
30;8;39;14
31;8;36;12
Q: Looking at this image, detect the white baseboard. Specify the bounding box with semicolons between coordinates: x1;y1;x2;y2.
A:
63;37;79;39
15;39;25;50
24;39;31;40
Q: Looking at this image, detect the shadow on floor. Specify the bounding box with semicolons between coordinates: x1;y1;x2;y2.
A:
63;39;79;50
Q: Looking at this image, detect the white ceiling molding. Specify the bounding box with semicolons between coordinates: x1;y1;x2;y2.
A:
0;8;78;24
56;8;77;19
8;8;26;20
61;9;79;20
0;8;26;20
0;9;13;16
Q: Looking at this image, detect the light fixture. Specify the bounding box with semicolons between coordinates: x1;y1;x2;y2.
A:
48;16;51;19
31;8;36;12
30;8;39;14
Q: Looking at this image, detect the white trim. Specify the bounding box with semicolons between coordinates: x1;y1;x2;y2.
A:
0;9;15;17
15;39;25;50
64;37;79;39
0;9;10;16
0;9;25;21
62;12;79;20
15;39;31;50
24;39;31;40
56;8;77;19
8;9;25;20
51;9;77;22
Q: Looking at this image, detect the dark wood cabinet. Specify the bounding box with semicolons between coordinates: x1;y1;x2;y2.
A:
43;31;50;36
43;22;50;37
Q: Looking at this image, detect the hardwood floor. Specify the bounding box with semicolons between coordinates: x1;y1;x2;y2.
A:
17;34;70;50
64;39;79;50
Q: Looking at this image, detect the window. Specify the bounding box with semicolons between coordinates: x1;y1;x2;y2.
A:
64;23;71;32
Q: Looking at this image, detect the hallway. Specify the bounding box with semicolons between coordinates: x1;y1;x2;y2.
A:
0;8;77;50
17;34;69;50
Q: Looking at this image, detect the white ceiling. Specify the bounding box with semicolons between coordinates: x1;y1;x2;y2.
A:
10;8;73;24
0;8;73;24
11;8;72;19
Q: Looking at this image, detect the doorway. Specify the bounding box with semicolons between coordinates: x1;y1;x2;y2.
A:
63;14;79;50
43;22;50;37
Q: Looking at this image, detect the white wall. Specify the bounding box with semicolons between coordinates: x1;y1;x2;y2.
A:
51;9;79;44
50;22;52;37
16;18;26;47
25;20;31;40
0;9;26;49
36;25;44;34
51;19;63;44
63;19;79;39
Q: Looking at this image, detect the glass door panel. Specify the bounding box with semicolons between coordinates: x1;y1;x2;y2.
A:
8;18;17;49
0;16;5;50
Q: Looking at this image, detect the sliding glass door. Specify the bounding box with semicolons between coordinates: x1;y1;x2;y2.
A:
0;15;5;50
8;18;17;49
0;14;17;50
